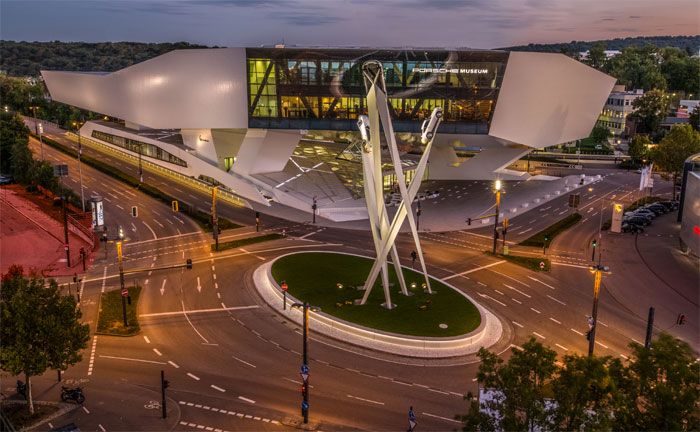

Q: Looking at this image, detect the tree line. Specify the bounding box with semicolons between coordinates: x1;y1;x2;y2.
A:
502;35;700;56
459;335;699;431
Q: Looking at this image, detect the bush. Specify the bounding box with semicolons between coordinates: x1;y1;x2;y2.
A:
520;212;583;247
97;286;141;336
212;233;283;252
486;252;551;271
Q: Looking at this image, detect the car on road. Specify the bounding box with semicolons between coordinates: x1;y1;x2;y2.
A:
622;222;645;233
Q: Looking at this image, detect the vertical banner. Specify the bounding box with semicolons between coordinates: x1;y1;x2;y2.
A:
611;203;623;233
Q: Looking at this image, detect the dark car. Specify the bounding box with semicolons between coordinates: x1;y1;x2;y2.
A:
658;200;679;211
622;222;644;233
645;203;667;214
0;175;14;185
624;216;652;226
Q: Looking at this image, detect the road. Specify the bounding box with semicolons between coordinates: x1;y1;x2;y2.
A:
10;123;697;431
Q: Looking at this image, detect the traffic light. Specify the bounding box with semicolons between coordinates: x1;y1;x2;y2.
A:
301;382;307;396
503;218;509;234
131;206;138;217
171;200;179;212
186;258;192;270
592;239;597;248
467;217;471;226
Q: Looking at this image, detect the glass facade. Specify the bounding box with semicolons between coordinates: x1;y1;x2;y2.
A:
246;48;509;133
92;130;188;167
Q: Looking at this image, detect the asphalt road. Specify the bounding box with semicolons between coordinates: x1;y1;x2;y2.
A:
9;124;697;432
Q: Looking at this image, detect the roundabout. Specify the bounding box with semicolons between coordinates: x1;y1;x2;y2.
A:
254;251;503;358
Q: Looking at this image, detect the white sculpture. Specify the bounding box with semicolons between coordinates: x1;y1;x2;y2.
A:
356;61;443;308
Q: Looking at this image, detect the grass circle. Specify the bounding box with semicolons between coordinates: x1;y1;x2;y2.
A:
271;252;481;337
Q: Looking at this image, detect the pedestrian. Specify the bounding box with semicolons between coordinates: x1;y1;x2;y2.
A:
407;406;417;431
410;250;417;268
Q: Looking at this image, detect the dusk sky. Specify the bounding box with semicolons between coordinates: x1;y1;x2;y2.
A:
1;0;698;49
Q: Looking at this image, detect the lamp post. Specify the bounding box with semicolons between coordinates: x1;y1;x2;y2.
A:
290;302;321;424
72;120;86;213
587;264;610;356
492;180;502;254
116;240;128;328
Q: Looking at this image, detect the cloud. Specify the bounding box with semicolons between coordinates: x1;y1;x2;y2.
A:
274;12;343;26
599;18;616;22
629;15;642;19
186;0;294;6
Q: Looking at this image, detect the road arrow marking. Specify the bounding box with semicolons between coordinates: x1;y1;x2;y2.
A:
160;279;166;296
197;277;201;293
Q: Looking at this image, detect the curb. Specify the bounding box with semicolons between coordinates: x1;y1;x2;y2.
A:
253;251;503;358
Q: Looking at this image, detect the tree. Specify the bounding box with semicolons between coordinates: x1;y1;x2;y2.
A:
0;111;33;181
460;339;557;431
628;134;651;165
612;334;700;431
651;124;700;197
604;45;667;91
589;124;611;144
550;354;619;431
587;42;607;70
629;89;671;134
0;266;90;414
689;106;699;132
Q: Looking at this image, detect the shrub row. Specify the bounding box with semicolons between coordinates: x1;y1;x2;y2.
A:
33;133;240;232
212;233;284;252
519;212;583;247
487;253;551;272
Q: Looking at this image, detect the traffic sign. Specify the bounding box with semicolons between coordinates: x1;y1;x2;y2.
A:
281;281;288;292
300;364;309;382
539;261;545;270
301;401;309;411
121;287;128;297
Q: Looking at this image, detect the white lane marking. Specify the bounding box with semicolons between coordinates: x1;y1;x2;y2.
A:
346;394;384;405
142;221;157;239
512;321;524;328
443;260;506;280
299;229;323;240
526;276;556;290
211;385;226;393
238;396;255;404
511;298;522;304
494;289;505;296
549;317;562;324
82;406;90;414
88;336;98;376
491;270;531;287
168;361;180;368
232;356;256;368
98;424;106;432
504;283;531;298
99;355;167;365
131;222;137;232
516;228;533;235
187;373;200;381
533;331;546;339
555;343;569;351
595;341;609;349
421;412;462;424
547;294;566;306
140;305;259;318
551;262;589;269
571;328;584;336
530;307;541;314
143;336;151;344
476;292;507;307
153;348;162;356
238;247;266;261
116;204;124;210
620;354;629;360
180;299;210;344
154;220;165;228
101;266;107;293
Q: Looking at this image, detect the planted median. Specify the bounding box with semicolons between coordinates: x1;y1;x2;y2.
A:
97;286;141;336
519;212;582;247
212;233;284;252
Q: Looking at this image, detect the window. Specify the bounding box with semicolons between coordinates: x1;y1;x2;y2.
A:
92;131;187;167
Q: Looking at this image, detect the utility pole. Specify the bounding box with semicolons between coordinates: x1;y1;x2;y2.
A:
211;187;219;251
588;264;610;356
62;194;71;267
291;302;320;424
73;121;86;213
161;370;169;419
644;307;655;349
502;218;508;250
117;240;128;327
138;143;143;183
492;180;502;254
38;122;44;161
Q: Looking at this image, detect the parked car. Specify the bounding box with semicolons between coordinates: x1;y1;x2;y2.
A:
626;210;654;220
644;203;668;214
622;222;645;233
658;200;679;211
624;216;652;226
0;175;13;185
633;208;657;217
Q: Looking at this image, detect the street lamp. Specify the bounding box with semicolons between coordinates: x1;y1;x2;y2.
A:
587;264;610;356
290;301;321;424
492;179;502;254
72;120;86;213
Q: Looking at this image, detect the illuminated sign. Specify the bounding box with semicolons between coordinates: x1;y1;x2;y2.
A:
611;202;623;233
411;68;489;74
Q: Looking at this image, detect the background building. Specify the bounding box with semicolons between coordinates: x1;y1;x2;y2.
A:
42;47;615;220
597;85;643;140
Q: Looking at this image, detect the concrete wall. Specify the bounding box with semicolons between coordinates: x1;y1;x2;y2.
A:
680;171;700;257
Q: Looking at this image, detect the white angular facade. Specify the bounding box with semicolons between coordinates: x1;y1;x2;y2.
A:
42;47;615;220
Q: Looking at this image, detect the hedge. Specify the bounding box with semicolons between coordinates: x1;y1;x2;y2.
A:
212;233;284;252
519;212;582;247
486;252;551;272
32;133;240;232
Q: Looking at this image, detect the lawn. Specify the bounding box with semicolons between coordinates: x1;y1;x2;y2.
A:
97;286;141;336
212;233;283;252
519;212;582;247
271;252;481;337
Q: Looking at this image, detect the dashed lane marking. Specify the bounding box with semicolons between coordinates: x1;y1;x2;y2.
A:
238;396;255;404
533;332;546;339
595;341;609;349
512;321;523;328
143;336;150;344
571;328;584;336
168;361;180;368
530;307;541;314
549;317;562;325
526;276;556;290
99;355;166;365
511;298;522;304
547;294;567;306
555;343;569;351
504;283;531;298
211;385;226;393
232;356;256;368
476;292;507;307
347;394;384;405
187;373;200;381
422;412;463;424
153;348;162;356
98;424;106;431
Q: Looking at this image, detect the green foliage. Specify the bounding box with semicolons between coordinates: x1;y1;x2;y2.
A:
0;265;90;414
0;41;208;77
97;286;141;336
629;89;671;134
488;253;551;272
628;134;651;164
651;124;700;181
690;106;700;132
586;42;607;70
271;252;481;337
212;233;283;252
460;334;700;432
589;124;611;144
520;212;582;247
501;35;700;55
0;111;31;179
605;46;667;91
